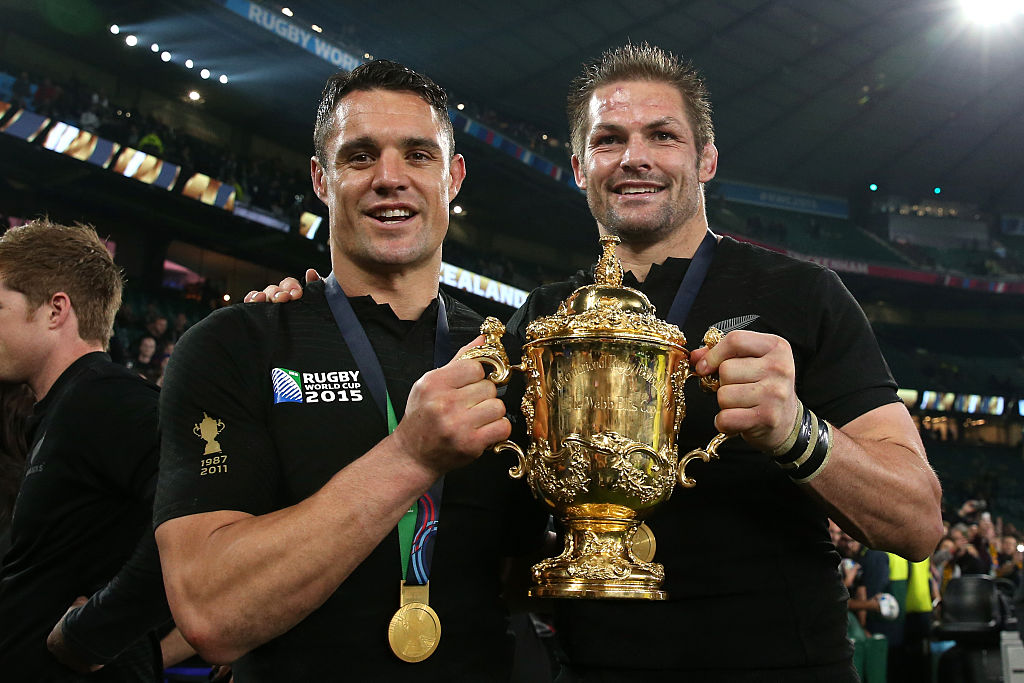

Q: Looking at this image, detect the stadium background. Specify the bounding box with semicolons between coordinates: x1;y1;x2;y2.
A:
1;0;1022;528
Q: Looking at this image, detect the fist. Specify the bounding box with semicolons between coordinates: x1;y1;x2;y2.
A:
690;329;801;453
391;337;510;474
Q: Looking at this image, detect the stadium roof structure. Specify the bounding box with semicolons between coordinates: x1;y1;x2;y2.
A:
21;0;1024;215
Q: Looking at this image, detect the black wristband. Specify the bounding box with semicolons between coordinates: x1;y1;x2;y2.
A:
790;416;833;484
775;406;813;466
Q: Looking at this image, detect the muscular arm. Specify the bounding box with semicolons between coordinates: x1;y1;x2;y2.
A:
691;331;942;562
156;434;437;664
156;342;509;664
803;403;941;561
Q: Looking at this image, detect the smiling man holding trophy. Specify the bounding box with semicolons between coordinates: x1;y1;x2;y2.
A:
493;43;944;681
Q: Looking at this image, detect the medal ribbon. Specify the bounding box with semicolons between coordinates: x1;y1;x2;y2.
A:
324;273;450;587
664;230;718;328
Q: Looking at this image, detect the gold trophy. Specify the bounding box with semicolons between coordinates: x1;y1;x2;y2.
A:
463;235;730;600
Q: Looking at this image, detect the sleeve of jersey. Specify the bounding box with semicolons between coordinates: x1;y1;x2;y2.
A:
798;268;900;428
58;530;171;665
154;308;281;526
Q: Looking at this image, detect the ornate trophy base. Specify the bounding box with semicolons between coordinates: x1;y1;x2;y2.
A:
529;504;666;600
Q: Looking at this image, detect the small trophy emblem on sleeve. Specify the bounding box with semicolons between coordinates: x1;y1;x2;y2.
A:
193;412;225;455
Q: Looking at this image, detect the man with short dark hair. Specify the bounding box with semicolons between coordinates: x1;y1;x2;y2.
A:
0;220;172;681
154;60;544;681
507;42;943;680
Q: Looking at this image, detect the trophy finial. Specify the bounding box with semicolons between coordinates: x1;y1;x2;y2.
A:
595;234;623;286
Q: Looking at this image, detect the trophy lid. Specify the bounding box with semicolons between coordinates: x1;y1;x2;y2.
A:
524;235;687;348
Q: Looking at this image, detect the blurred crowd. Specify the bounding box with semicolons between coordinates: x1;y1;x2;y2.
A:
3;66;312;219
833;496;1022;682
2;65;577;227
107;297;198;388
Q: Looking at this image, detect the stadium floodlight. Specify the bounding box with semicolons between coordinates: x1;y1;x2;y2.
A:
282;7;293;17
185;59;194;69
223;294;231;302
456;103;465;110
151;43;159;53
219;74;228;84
869;183;878;192
109;24;119;35
188;90;201;101
312;24;323;33
200;68;211;79
161;51;171;62
125;35;138;47
452;205;464;215
960;0;1023;25
933;187;942;195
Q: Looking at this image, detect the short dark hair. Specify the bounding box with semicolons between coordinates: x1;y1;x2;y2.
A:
567;42;714;162
0;219;122;345
313;59;454;163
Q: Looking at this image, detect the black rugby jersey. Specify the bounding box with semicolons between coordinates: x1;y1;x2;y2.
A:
156;280;546;682
508;236;896;679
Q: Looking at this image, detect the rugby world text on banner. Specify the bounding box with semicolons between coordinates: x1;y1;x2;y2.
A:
272;368;364;405
226;0;363;71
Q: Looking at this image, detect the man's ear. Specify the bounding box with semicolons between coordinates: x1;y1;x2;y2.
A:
698;142;718;183
571;154;587;191
311;157;328;204
45;292;74;331
448;153;467;200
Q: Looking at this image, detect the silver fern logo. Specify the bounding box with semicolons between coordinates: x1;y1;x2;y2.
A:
272;368;303;404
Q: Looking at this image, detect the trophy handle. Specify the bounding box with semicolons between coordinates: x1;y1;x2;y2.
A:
460;317;530;477
460;316;523;385
677;432;733;488
677;325;733;487
493;440;528;479
685;325;724;392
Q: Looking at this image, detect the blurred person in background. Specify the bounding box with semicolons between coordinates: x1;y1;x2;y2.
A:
144;316;173;350
127;335;158;375
950;523;988;575
169;313;190;342
996;535;1022;587
953;498;985;526
972;513;998;573
932;535;961;596
0;219;179;681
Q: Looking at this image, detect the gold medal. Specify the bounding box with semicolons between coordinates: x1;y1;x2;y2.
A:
632;523;657;563
388;581;440;663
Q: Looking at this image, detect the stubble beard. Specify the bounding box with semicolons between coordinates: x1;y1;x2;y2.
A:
587;182;703;247
333;226;442;273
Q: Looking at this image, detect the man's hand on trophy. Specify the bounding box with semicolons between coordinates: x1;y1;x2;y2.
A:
244;268;321;303
390;337;512;476
690;329;802;454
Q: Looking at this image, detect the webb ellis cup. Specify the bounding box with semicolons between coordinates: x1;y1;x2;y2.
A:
464;235;730;600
